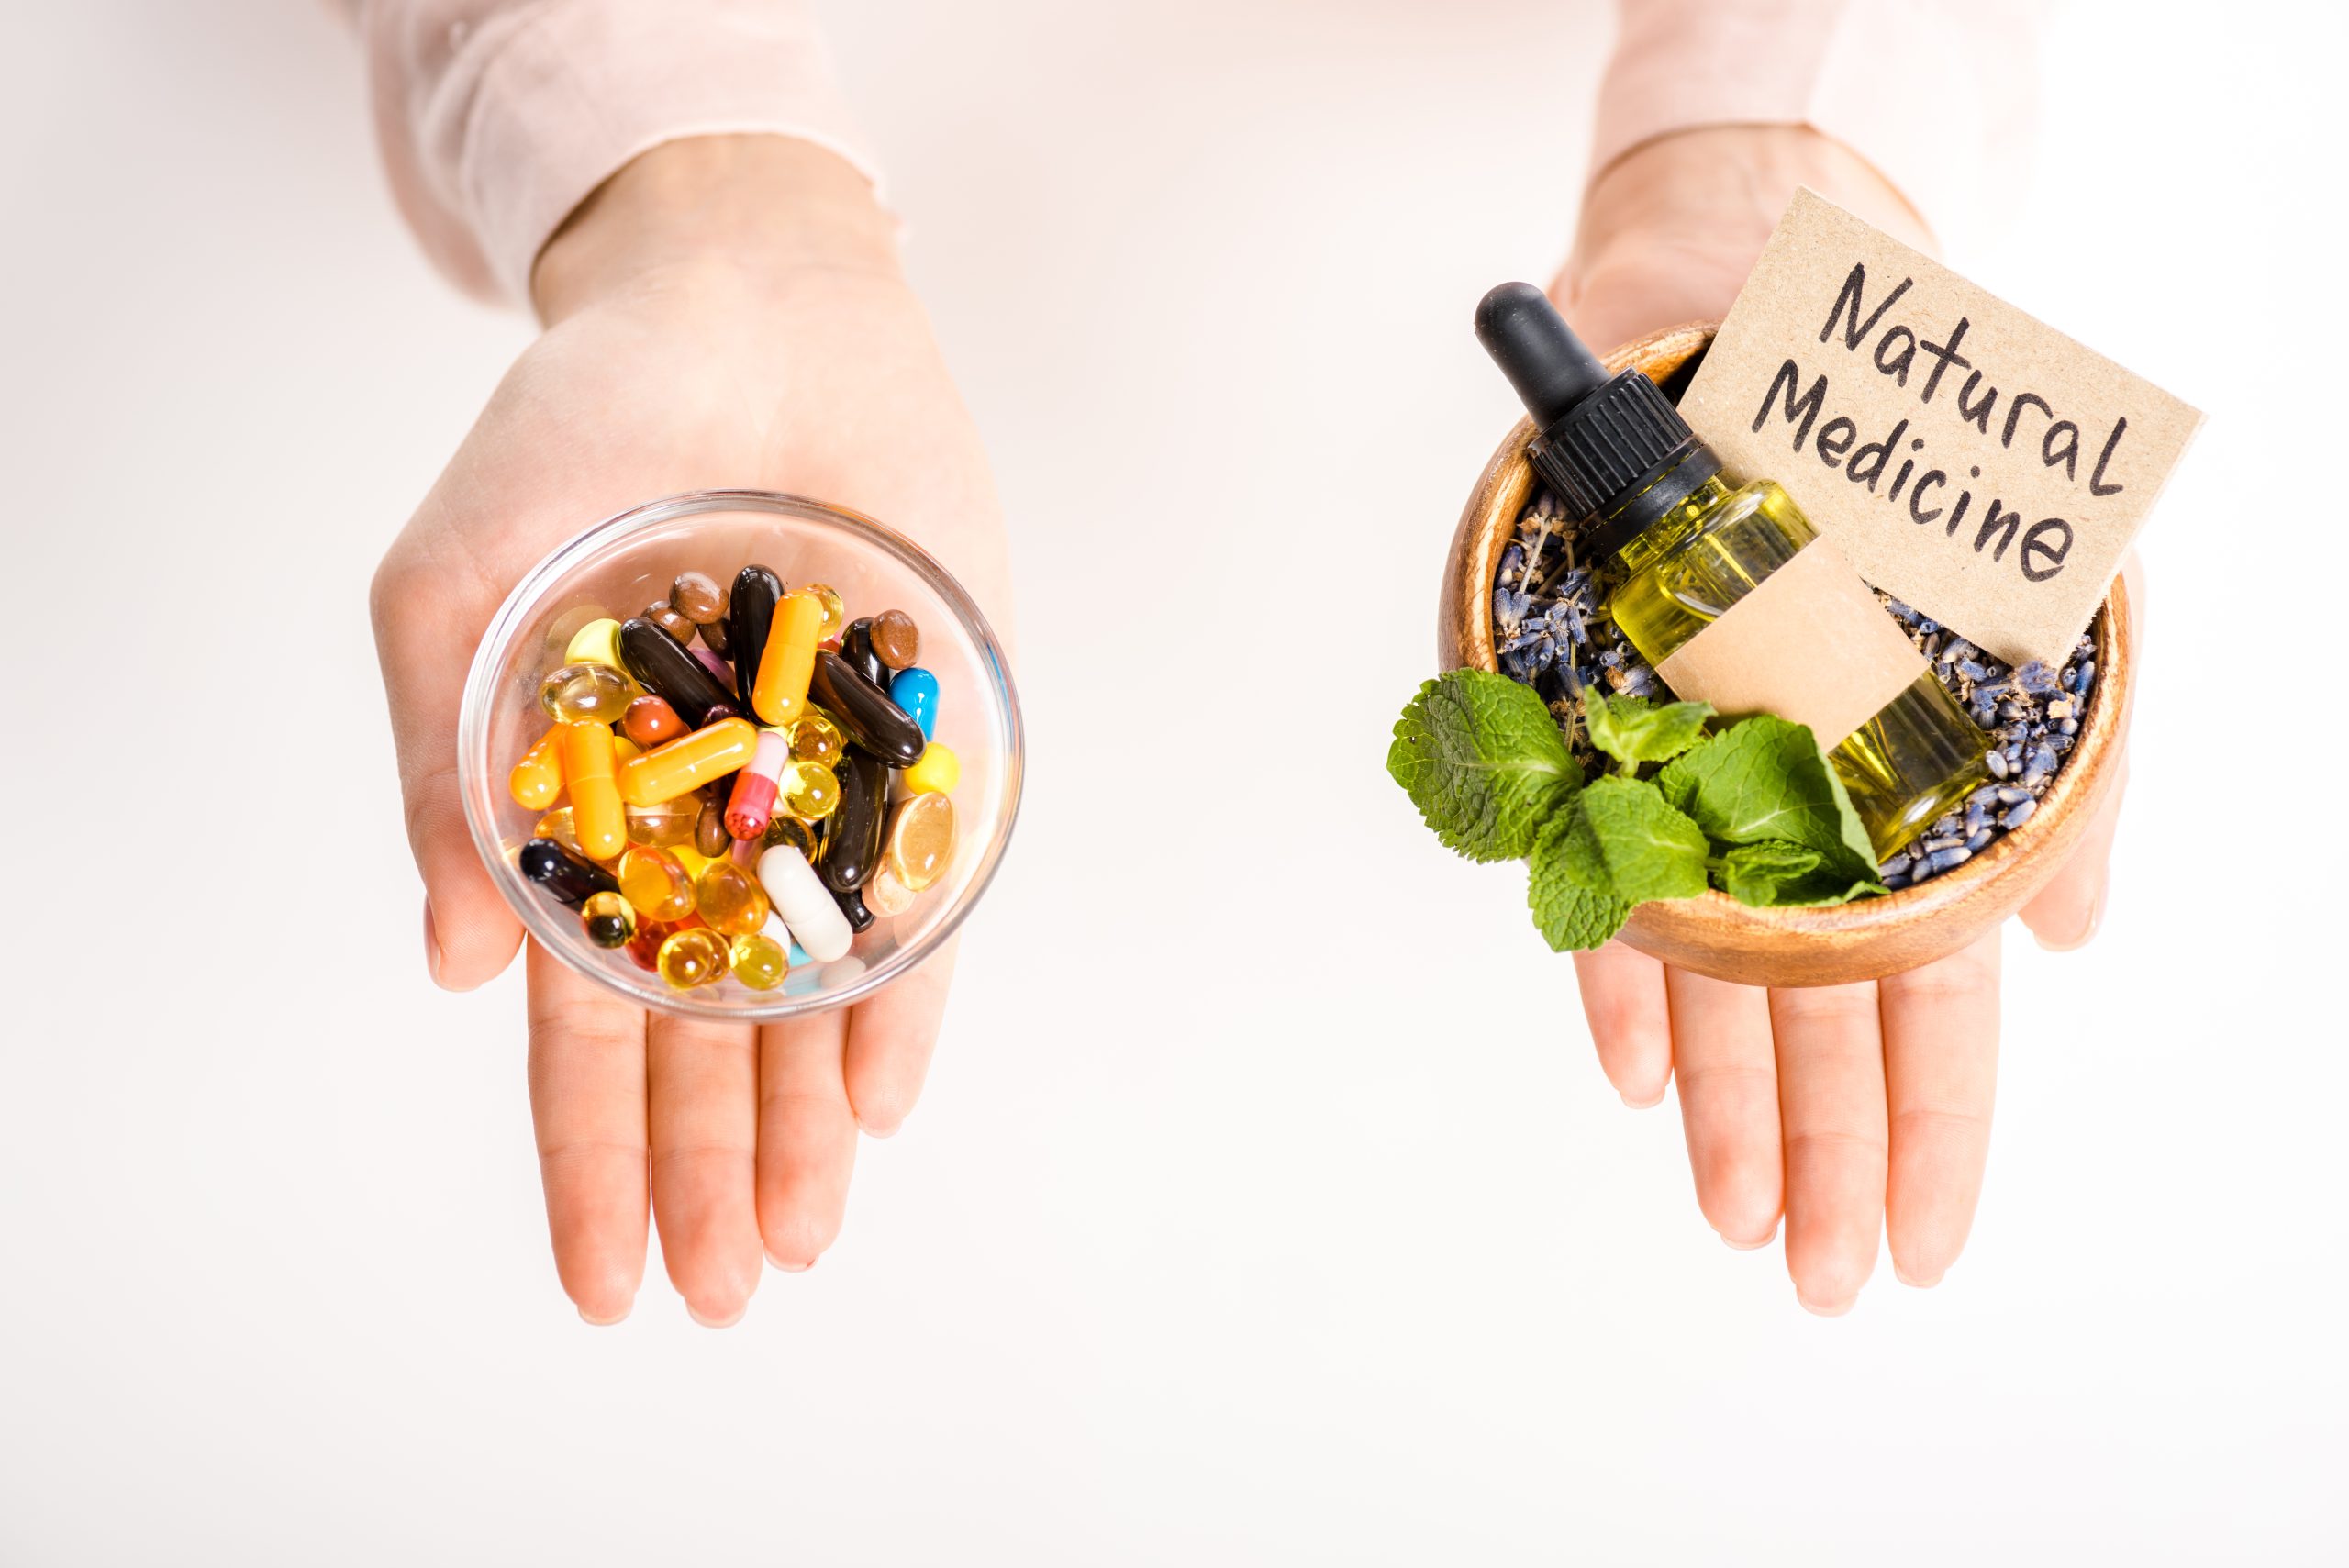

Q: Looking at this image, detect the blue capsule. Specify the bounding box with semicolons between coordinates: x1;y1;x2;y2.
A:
889;665;941;739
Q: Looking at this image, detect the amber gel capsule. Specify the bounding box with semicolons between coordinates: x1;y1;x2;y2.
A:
618;717;759;806
752;592;823;727
728;566;784;715
807;651;927;766
561;721;627;861
508;726;565;810
618;617;735;728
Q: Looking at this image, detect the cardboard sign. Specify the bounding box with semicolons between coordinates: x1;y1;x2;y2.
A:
1678;190;2201;667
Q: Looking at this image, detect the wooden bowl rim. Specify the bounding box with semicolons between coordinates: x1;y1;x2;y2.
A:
1442;320;2133;942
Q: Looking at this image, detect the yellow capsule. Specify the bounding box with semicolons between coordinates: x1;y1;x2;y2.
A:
624;795;698;848
533;806;583;856
694;858;770;938
761;814;817;856
729;931;788;990
751;593;823;727
541;602;614;661
563;617;626;669
612;734;643;764
617;717;759;806
779;760;840;822
539;661;640;725
561;721;627;861
581;890;635;948
787;709;844;766
656;927;730;989
509;726;565;810
902;740;961;796
883;792;954;892
618;845;695;922
673;843;718;879
806;584;846;643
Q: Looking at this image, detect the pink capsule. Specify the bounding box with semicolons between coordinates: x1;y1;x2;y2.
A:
690;643;734;685
723;728;792;840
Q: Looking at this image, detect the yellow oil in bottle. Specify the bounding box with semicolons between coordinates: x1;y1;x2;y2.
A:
1608;468;1988;859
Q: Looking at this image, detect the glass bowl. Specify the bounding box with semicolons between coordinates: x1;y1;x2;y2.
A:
457;490;1022;1020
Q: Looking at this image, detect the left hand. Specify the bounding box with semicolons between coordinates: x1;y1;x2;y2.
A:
1553;128;2132;1312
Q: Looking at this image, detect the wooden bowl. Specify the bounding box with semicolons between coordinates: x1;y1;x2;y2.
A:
1438;322;2134;987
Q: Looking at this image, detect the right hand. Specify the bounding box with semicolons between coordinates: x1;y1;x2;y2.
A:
369;136;1012;1326
1551;128;2130;1313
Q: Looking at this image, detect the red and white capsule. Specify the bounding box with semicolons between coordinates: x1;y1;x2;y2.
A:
723;727;792;840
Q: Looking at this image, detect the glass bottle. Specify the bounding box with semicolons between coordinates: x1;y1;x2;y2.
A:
1476;284;1987;859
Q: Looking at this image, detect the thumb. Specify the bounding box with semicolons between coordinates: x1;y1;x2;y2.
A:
372;541;525;991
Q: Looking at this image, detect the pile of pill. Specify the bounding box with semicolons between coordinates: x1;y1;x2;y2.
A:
508;566;961;993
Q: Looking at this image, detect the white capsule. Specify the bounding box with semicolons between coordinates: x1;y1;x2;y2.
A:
756;845;853;962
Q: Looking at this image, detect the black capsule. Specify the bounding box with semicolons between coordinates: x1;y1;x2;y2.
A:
808;651;927;766
840;617;888;688
618;617;736;727
728;566;783;715
818;750;889;893
831;884;875;933
518;838;619;908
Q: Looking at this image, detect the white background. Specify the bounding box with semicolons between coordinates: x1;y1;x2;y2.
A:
2;1;2341;1561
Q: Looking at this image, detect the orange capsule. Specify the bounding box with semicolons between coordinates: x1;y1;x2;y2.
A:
561;721;626;861
618;717;758;806
751;592;822;728
508;726;565;810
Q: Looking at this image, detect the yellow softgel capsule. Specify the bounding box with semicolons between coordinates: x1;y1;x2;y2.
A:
779;760;840;822
618;845;695;922
729;931;788;990
656;927;730;989
581;890;635;949
694;858;770;937
624;795;698;848
902;740;960;796
563;617;626;670
883;793;954;892
539;661;640;725
509;726;566;810
534;806;583;856
761;814;817;856
787;709;844;766
805;584;846;643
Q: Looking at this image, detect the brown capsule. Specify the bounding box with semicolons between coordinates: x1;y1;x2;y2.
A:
695;795;732;857
622;694;685;749
698;614;730;656
671;571;727;625
643;602;698;643
871;609;920;671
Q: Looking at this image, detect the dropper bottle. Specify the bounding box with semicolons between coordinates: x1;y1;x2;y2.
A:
1475;283;1987;858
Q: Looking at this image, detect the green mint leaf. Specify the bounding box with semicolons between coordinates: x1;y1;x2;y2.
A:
1657;715;1879;885
1386;670;1583;862
1527;810;1631;951
1584;691;1717;767
1553;776;1711;905
1714;840;1884;906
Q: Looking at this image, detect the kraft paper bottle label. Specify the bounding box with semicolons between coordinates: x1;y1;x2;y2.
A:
1678;190;2201;667
1656;536;1926;748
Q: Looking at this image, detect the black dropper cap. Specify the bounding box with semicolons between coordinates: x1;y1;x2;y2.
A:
1475;283;1720;559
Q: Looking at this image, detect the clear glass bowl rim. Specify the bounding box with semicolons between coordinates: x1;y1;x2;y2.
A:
455;488;1024;1021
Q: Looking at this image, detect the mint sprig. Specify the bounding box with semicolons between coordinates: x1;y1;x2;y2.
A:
1387;673;1582;862
1390;670;1886;950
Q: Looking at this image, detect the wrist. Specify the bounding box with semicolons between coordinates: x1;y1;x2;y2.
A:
531;135;901;324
